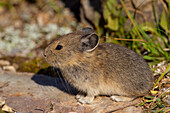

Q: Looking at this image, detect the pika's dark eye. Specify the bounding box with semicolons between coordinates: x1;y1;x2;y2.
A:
56;45;63;50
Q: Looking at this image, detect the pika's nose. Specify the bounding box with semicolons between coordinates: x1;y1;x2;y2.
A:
43;48;47;57
43;51;46;57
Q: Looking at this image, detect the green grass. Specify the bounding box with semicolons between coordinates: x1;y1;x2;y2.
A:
99;0;170;63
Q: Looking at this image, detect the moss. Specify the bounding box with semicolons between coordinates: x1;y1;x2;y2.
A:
19;58;49;73
0;56;62;77
0;56;49;73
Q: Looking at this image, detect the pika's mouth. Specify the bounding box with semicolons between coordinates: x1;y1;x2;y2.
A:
43;49;61;67
45;56;60;67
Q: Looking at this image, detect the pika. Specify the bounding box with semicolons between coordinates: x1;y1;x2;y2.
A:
44;28;153;104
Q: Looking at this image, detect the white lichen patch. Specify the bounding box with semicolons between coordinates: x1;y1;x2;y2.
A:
0;24;72;55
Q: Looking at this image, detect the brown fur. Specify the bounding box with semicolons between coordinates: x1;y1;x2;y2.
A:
44;28;153;104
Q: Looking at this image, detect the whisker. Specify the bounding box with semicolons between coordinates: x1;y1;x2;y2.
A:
52;62;72;94
56;68;73;94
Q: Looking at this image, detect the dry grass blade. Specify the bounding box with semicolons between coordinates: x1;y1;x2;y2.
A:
120;0;142;40
106;37;147;43
153;63;170;88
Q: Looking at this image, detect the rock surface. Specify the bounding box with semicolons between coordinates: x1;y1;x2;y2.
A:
0;71;143;113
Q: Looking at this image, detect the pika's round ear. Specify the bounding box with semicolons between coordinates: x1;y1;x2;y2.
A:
82;27;93;35
81;33;99;52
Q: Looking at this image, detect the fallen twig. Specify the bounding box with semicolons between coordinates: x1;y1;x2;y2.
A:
0;82;9;88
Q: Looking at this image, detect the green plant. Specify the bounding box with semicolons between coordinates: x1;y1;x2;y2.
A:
98;0;170;63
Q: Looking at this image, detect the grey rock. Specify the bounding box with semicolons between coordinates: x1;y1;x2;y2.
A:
0;71;143;113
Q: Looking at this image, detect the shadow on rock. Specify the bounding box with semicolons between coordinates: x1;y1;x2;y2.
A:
31;69;78;95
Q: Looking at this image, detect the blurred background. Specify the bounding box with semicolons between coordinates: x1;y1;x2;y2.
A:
0;0;169;112
0;0;169;71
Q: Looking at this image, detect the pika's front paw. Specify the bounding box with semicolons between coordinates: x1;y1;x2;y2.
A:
76;92;84;99
76;95;94;104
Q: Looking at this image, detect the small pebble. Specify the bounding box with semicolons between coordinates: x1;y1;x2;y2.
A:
3;66;16;72
0;96;5;107
0;60;10;66
2;105;15;112
164;95;170;105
